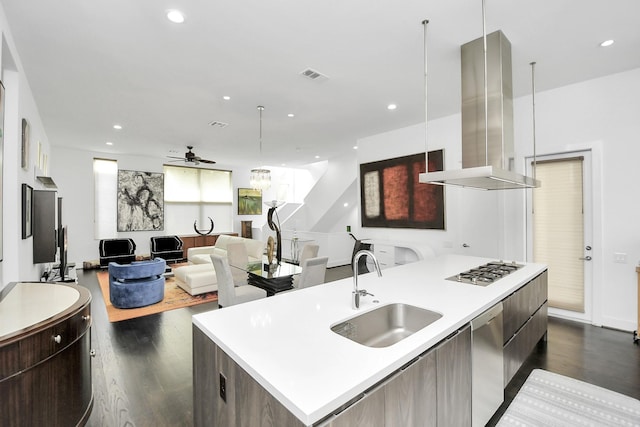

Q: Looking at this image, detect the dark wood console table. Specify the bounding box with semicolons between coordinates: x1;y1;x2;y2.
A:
0;282;93;426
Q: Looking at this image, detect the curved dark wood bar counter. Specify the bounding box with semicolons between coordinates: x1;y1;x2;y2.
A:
0;282;93;427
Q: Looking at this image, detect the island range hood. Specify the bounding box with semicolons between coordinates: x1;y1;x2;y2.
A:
419;29;540;190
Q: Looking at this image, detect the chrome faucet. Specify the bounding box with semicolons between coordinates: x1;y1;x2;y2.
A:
352;250;382;309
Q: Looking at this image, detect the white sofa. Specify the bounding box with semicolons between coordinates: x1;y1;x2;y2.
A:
187;235;264;264
174;235;265;295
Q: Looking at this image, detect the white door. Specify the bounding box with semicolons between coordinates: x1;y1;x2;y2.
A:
526;150;593;323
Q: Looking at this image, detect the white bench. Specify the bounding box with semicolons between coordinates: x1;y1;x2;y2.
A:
173;263;218;296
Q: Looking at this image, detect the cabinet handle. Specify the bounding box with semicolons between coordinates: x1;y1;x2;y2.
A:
53;335;62;344
82;315;91;321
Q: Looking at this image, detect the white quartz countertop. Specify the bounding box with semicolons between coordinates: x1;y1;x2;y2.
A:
193;254;547;425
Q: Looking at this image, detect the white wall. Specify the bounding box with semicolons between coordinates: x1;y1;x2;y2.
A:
515;68;640;331
355;68;640;331
1;5;54;290
355;115;506;259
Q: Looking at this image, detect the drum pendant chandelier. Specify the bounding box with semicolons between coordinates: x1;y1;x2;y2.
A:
250;105;271;191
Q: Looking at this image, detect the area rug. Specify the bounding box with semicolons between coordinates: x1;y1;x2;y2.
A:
498;369;640;426
96;270;217;322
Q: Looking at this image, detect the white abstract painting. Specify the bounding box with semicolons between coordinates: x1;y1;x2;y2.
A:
117;170;164;231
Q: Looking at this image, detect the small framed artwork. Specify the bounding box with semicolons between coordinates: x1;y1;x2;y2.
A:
21;118;29;170
238;188;262;215
22;183;33;239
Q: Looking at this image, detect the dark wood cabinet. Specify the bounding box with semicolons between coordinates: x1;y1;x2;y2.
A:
0;283;93;427
241;221;253;238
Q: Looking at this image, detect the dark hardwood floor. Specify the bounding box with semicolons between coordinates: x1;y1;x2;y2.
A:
79;267;640;427
488;316;640;425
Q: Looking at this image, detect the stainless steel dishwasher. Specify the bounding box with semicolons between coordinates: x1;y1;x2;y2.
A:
471;302;504;427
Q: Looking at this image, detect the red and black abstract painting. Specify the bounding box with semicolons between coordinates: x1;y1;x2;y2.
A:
360;151;444;229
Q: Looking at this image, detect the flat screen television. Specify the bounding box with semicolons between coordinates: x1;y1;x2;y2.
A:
33;190;56;263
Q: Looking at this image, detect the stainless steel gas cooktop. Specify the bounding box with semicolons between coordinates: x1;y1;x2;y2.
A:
446;261;523;286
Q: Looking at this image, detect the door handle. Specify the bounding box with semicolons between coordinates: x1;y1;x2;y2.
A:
579;256;592;261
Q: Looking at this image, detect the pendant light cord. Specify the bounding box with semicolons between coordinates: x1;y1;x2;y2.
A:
423;19;429;169
530;62;537;181
258;105;264;155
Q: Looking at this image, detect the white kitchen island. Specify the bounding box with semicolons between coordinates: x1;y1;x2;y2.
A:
193;254;547;426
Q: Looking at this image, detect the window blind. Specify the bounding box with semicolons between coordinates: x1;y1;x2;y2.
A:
533;158;584;312
164;165;232;203
93;158;118;239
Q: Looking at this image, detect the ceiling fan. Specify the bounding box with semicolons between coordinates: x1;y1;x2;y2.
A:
167;145;216;165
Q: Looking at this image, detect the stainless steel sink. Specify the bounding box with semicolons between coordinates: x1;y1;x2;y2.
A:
331;303;443;348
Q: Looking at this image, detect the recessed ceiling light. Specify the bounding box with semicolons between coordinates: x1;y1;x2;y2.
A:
600;39;614;47
387;104;397;110
222;96;231;100
281;163;286;166
166;10;185;24
287;113;295;118
315;155;320;159
113;124;122;130
343;202;349;207
353;145;358;150
106;141;113;146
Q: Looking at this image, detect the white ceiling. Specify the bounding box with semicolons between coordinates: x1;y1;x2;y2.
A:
2;0;639;167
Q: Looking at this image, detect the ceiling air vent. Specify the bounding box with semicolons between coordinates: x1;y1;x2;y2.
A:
300;68;329;81
208;121;228;128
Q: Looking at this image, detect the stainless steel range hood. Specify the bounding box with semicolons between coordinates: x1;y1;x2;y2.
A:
419;30;540;190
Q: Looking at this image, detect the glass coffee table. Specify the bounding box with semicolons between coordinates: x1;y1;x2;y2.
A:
230;258;302;296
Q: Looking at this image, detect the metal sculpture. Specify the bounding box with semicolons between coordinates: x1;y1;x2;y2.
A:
193;217;215;235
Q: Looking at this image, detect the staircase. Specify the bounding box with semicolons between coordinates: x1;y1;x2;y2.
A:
259;156;359;267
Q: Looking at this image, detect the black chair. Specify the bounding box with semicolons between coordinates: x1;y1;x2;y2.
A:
99;238;136;267
351;240;372;274
150;235;184;263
